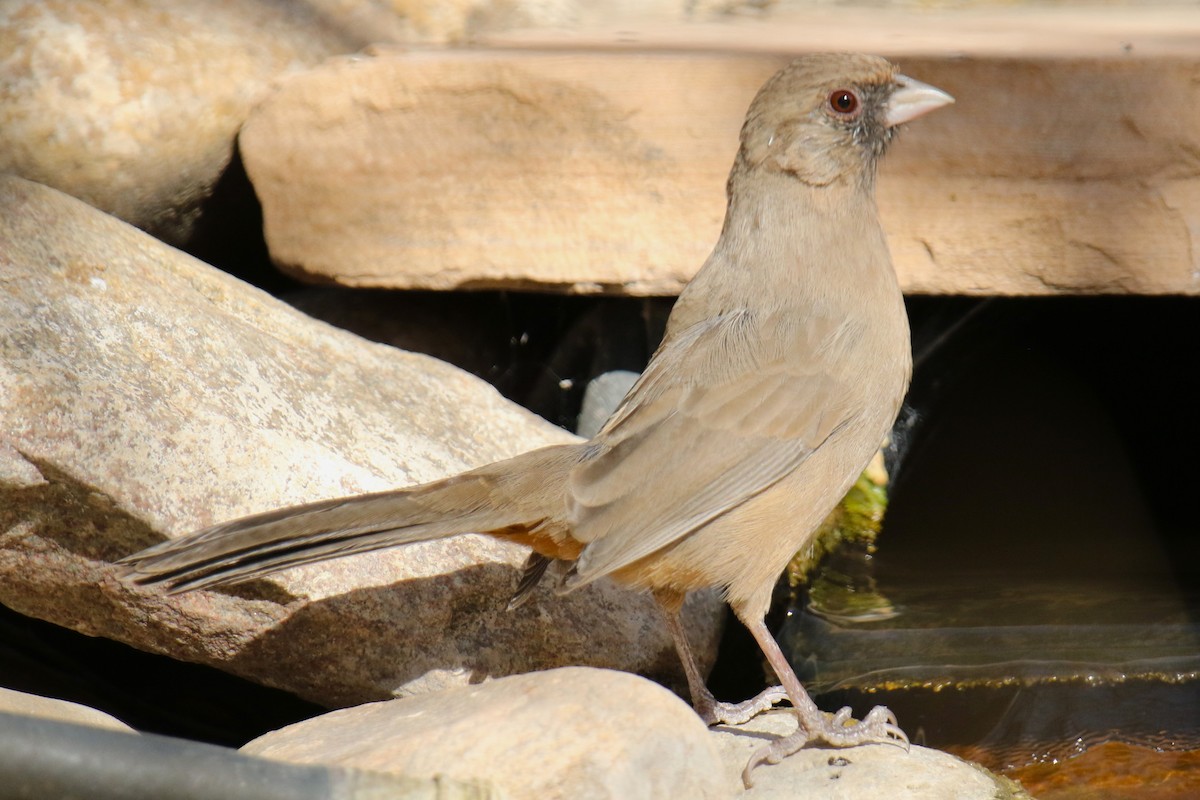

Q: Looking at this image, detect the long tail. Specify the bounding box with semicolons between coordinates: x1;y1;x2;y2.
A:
119;444;580;593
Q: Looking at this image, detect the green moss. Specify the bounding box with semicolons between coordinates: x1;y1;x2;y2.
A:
787;458;890;587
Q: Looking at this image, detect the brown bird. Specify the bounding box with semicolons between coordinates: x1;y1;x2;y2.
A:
121;53;952;785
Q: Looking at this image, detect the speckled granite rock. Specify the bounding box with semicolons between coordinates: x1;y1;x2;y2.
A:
0;176;724;708
0;0;358;244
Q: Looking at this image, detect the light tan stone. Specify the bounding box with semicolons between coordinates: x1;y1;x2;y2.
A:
243;667;729;800
239;49;741;294
709;711;1032;799
0;687;135;734
0;176;723;708
0;0;358;244
485;5;1200;59
240;50;1200;296
241;669;1029;799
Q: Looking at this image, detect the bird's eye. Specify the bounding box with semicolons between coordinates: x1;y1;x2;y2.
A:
828;89;859;116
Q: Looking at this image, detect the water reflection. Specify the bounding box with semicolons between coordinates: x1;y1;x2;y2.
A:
790;573;1200;695
779;297;1200;796
783;569;1200;793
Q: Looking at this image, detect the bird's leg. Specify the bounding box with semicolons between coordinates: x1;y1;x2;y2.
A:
739;613;908;788
655;591;788;726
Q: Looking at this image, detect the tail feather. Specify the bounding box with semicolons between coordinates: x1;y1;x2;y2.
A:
119;444;580;593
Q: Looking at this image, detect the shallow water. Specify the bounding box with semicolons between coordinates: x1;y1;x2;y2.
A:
791;571;1200;694
786;296;1200;797
783;560;1200;797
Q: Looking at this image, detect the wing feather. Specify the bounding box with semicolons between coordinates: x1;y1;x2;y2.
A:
566;307;860;584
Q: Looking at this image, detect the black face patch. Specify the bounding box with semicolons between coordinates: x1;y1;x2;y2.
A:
833;82;896;162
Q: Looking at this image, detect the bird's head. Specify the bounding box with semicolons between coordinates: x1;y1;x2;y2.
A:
737;53;953;189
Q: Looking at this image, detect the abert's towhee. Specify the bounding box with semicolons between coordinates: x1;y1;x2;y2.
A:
122;53;952;784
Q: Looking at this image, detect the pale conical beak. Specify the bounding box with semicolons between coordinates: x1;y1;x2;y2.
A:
883;75;954;128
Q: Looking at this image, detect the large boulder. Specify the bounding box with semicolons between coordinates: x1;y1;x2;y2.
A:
243;667;728;800
0;176;723;708
242;667;1028;799
0;0;359;244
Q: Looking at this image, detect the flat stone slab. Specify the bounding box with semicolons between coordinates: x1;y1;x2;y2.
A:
240;49;1200;296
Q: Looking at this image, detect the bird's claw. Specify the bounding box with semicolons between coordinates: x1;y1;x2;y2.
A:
741;704;908;788
810;703;908;749
851;705;909;750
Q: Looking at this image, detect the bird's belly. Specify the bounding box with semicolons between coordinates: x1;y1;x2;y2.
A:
611;404;896;620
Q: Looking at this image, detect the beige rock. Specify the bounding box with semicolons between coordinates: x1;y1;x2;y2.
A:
486;5;1200;59
709;711;1032;799
0;176;723;708
238;50;740;294
240;50;1200;296
327;0;573;43
242;667;728;800
241;668;1027;800
887;56;1200;297
0;687;135;734
0;0;358;244
302;0;722;45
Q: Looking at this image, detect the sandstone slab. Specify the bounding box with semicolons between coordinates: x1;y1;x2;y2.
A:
240;50;1200;296
487;5;1200;59
0;176;723;708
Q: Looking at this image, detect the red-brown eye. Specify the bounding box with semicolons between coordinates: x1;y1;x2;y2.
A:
829;89;858;115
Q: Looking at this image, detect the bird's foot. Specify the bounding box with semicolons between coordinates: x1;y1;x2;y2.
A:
694;685;789;726
742;705;908;788
805;704;908;749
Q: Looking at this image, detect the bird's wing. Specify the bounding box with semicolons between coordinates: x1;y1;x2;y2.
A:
565;306;862;584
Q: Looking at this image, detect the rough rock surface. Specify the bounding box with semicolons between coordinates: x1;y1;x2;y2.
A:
709;711;1032;799
0;0;359;244
242;667;728;800
238;50;737;294
0;176;723;708
242;667;1030;799
240;50;1200;296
